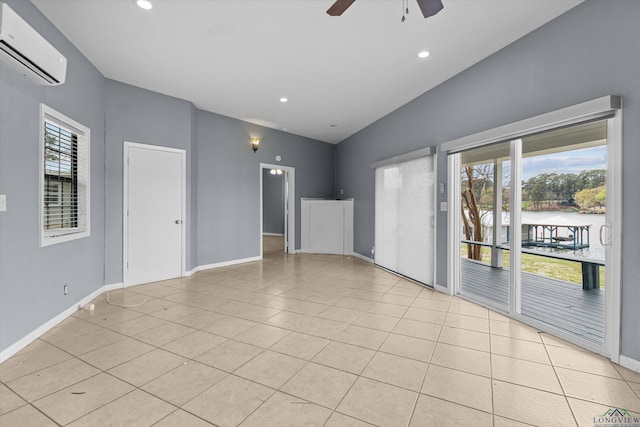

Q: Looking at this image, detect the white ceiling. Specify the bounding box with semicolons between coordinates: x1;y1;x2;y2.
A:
32;0;583;144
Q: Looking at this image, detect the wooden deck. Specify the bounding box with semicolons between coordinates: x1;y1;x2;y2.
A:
460;258;604;344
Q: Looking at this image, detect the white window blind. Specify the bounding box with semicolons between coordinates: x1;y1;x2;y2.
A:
40;104;90;246
375;154;435;285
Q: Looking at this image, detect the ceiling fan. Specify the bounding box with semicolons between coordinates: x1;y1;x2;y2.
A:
327;0;444;19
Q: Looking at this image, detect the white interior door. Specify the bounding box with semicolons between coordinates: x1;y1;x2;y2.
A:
125;143;185;286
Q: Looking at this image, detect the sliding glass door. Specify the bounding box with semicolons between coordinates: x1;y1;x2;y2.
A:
517;121;607;344
458;141;511;312
453;119;612;348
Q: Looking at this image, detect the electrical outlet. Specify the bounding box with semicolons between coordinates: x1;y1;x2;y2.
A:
63;285;68;295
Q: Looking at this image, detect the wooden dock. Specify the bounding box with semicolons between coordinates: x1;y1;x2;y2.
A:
460;258;604;344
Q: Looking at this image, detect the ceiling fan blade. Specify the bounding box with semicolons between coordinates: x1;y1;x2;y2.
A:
415;0;444;18
327;0;356;16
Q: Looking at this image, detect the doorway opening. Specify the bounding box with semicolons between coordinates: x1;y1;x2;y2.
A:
260;163;295;258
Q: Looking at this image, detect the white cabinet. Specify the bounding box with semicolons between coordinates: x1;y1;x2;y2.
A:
301;198;353;255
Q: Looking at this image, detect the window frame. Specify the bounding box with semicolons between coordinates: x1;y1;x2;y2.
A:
39;104;90;247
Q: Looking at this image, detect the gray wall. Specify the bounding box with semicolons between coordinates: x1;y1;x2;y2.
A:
0;1;335;354
104;86;336;275
2;0;637;364
103;80;195;282
0;0;106;351
196;110;335;266
104;81;336;277
262;169;285;234
336;0;640;360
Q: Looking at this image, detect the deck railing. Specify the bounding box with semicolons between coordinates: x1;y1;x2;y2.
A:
460;239;603;290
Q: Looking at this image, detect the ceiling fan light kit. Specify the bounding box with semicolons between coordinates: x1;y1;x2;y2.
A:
327;0;443;19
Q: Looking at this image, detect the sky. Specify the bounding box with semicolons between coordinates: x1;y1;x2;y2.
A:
499;145;607;184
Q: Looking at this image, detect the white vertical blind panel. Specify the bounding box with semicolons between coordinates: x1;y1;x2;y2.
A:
375;155;435;285
375;166;399;272
398;156;434;284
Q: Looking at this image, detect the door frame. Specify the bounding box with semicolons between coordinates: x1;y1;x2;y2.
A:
123;141;187;286
260;163;296;257
443;96;622;361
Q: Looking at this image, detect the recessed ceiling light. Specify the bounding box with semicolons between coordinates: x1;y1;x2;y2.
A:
418;51;430;59
136;0;153;10
280;97;288;103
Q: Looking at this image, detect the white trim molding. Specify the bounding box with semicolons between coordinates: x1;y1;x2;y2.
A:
105;282;124;291
39;103;91;247
0;282;120;364
185;256;262;276
260;163;296;258
604;110;623;364
434;283;453;295
442;95;621;153
447;154;461;296
371;146;436;169
619;355;640;374
351;252;374;263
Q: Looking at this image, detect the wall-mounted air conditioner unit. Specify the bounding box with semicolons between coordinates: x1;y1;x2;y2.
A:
0;2;66;85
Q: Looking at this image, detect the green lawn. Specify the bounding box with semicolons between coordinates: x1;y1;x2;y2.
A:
461;244;605;288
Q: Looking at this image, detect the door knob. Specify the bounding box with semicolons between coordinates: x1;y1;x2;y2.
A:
175;220;182;224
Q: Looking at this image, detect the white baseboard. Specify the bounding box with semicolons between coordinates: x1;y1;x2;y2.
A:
186;256;262;276
619;355;640;373
0;284;112;364
297;250;373;263
435;283;453;295
263;232;284;236
351;252;374;263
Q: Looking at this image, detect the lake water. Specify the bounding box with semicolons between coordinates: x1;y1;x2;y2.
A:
522;211;606;261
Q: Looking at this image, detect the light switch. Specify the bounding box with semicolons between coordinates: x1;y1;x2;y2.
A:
0;195;6;212
440;202;448;212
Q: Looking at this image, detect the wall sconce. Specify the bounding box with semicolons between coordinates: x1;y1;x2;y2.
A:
251;137;260;152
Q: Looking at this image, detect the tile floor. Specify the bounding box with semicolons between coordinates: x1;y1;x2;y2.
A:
1;237;639;426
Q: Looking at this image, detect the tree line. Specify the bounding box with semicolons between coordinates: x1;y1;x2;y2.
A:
523;169;605;210
461;166;605;260
461;166;605;211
